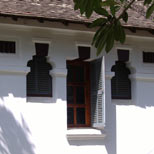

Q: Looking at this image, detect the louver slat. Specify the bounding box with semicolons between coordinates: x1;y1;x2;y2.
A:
27;56;52;97
143;52;154;63
0;41;15;53
111;78;131;99
111;61;131;99
90;57;105;128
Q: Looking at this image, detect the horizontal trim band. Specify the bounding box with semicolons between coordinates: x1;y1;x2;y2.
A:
0;66;29;75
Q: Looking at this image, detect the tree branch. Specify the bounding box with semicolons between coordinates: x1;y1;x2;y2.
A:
117;0;136;20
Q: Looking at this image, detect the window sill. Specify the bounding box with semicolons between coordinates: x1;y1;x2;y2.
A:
67;128;106;140
27;97;53;103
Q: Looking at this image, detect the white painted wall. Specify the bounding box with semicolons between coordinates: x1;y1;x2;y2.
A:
105;36;154;154
0;22;153;154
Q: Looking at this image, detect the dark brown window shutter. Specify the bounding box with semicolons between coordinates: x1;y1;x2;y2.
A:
111;78;131;99
111;61;131;99
27;56;52;97
143;52;154;63
27;43;52;97
0;41;15;53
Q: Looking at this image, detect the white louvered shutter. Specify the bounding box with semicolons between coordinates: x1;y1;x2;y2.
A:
90;57;105;129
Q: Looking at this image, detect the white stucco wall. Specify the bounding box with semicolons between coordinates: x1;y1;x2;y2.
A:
105;36;154;154
0;22;153;154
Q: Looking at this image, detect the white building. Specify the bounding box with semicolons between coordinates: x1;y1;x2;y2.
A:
0;1;153;154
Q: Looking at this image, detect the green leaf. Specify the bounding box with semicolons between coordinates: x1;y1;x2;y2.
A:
95;26;108;47
114;5;120;12
101;1;111;6
97;39;106;55
110;5;116;16
92;26;105;46
73;0;104;19
85;0;94;18
144;0;152;5
122;12;128;22
114;21;125;43
119;23;126;43
79;0;87;15
93;25;108;47
101;0;119;7
146;3;154;18
74;0;80;10
94;0;102;8
105;28;115;53
89;18;107;28
114;22;120;41
96;32;108;55
95;25;111;55
120;0;124;3
94;7;109;17
74;4;79;10
86;9;93;18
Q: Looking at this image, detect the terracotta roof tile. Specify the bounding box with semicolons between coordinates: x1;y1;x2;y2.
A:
0;0;153;29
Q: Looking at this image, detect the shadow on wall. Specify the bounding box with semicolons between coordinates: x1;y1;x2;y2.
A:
0;106;35;154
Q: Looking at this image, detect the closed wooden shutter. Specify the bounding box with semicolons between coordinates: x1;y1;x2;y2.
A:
0;41;15;53
111;61;131;99
111;78;131;99
90;57;105;128
143;52;154;63
27;55;52;97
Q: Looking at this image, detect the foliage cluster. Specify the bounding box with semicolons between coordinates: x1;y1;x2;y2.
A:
74;0;154;55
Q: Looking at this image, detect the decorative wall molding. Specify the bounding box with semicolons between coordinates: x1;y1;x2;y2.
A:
0;66;29;75
50;68;67;77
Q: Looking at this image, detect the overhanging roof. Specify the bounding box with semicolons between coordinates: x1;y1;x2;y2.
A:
0;0;153;30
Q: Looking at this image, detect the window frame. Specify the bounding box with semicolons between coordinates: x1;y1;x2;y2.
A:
67;60;91;128
0;36;19;57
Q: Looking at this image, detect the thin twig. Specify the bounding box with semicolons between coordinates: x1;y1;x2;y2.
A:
117;0;136;20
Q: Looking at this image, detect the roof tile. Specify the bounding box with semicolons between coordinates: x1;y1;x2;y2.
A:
0;0;153;29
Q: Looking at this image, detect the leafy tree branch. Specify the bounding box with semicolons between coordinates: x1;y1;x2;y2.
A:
117;0;136;20
73;0;154;55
